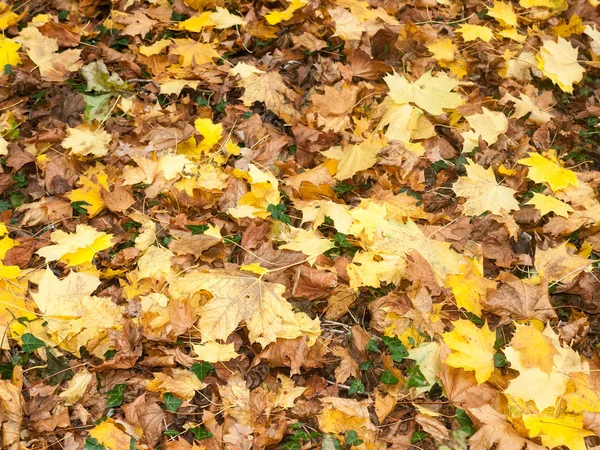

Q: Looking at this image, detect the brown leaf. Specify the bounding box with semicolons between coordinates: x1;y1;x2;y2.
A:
469;405;546;450
168;230;221;257
256;337;309;376
484;279;557;323
325;285;356;320
122;394;165;448
332;346;359;384
415;414;449;442
291;265;337;300
93;321;142;371
0;366;23;450
3;239;35;268
101;183;135;212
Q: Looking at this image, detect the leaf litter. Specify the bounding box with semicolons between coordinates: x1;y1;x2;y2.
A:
2;0;600;449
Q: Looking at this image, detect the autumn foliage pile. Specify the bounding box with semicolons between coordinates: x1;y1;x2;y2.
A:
3;0;600;449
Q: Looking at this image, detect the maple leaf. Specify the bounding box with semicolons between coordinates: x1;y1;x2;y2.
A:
383;70;463;115
456;24;495;42
427;38;456;61
518;151;578;191
519;0;567;12
469;405;546;450
500;86;555;125
58;369;93;405
526;192;574;217
192;342;238;363
483;279;557;322
503;325;588;411
88;419;133;449
31;269;123;355
169;268;321;347
522;412;593;450
442;320;496;385
211;7;245;29
536;37;585;93
322;135;383;180
15;27;82;81
0;223;20;279
452;159;519;216
238;71;302;125
170;39;220;67
534;243;592;283
445;260;497;317
37;224;114;266
265;0;307;25
488;1;518;27
463;107;508;150
62;122;112;157
147;369;205;401
279;227;335;264
369;219;463;285
229;164;281;219
0;36;21;68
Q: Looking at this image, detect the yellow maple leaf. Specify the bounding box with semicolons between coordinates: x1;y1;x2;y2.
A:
0;36;21;68
36;224;114;266
59;369;93;406
194;117;223;153
452;159;519;216
456;24;495;42
169;268;321;347
265;0;307;25
504;325;588;411
89;419;133;450
347;251;403;289
518;151;578;191
240;262;270;275
170;39;220;67
585;25;600;54
384;70;463;116
147;369;205;401
238;71;302;125
526;192;574;218
31;269;123;355
0;279;33;349
139;39;171;57
280;227;335;264
520;0;567;11
229;164;280;219
178;12;215;32
442;320;496;384
192;341;238;362
370;219;463;285
508;324;558;373
536;38;585;93
62;122;112;157
211;7;245;29
463;107;508;151
488;1;517;27
523;413;593;450
323;135;384;180
15;27;82;81
0;2;23;30
446;269;496;317
0;223;20;279
427;38;455;61
68;175;107;217
563;371;600;414
535;243;592;283
552;14;585;37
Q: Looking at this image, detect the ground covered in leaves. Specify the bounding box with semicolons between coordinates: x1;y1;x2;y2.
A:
4;0;600;449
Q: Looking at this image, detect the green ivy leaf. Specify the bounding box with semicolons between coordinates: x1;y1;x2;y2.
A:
406;364;429;389
105;383;127;408
348;378;364;396
382;336;408;362
410;431;428;444
190;361;214;382
494;352;506;368
189;426;213;440
83;438;106;450
455;409;476;437
365;338;380;353
163;392;183;412
267;203;292;224
345;430;364;447
186;224;209;235
21;333;45;353
380;370;399;385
